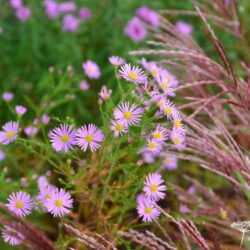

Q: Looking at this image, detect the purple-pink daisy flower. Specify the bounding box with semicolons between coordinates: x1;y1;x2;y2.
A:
143;173;166;201
44;0;60;19
2;223;25;246
155;72;175;97
62;14;79;32
59;1;76;13
124;17;147;42
113;102;143;126
0;121;19;145
99;85;112;101
146;138;163;156
152;125;168;142
109;56;125;67
2;92;14;102
82;60;101;79
119;63;147;84
172;111;185;133
76;124;104;152
161;100;177;119
24;126;38;137
176;21;193;36
110;119;128;137
0;149;5;161
162;156;178;170
48;124;76;152
16;7;31;22
15;105;27;116
79;7;91;21
137;197;160;222
44;188;73;217
136;6;160;28
171;129;185;150
6;191;33;217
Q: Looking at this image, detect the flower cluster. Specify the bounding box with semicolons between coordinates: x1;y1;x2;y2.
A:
9;0;31;22
124;6;159;42
43;0;91;32
49;123;104;152
137;173;166;222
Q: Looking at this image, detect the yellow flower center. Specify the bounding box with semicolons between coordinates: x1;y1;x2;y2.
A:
115;123;123;132
145;206;152;214
87;68;93;74
161;83;168;90
173;137;180;145
6;131;14;139
61;134;69;143
174;120;181;128
165;107;172;115
55;199;63;207
152;69;158;76
150;184;157;192
165;158;170;164
149;141;156;149
103;93;109;100
15;201;23;209
124;111;132;119
85;134;93;142
157;101;163;107
155;131;162;140
129;72;137;80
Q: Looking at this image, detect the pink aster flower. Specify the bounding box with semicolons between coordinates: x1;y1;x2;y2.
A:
109;56;125;67
0;149;5;161
99;85;112;102
24;126;38;137
171;129;185;150
137;197;160;222
2;224;25;246
172;111;185;133
15;105;27;116
37;175;49;191
44;188;73;217
44;0;60;19
179;204;190;214
146;138;162;156
79;7;91;20
37;184;57;205
176;21;193;36
136;193;146;204
119;63;147;84
62;14;79;32
6;191;33;217
2;92;14;102
136;6;160;28
0;121;19;145
161;99;177;119
82;60;101;79
162;156;177;170
143;173;166;201
187;185;196;195
76;124;104;152
152;125;168;142
114;102;143;126
48;124;76;152
9;0;22;9
110;119;128;137
79;80;90;90
42;114;50;124
59;1;76;13
16;7;31;22
124;17;147;42
142;151;155;164
155;73;175;97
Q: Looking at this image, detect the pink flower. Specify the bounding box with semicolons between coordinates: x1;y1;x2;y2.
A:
76;124;104;152
172;111;185;133
79;80;89;90
49;124;76;152
0;149;5;161
162;156;177;170
62;14;79;32
124;17;147;42
155;72;176;97
110;119;128;137
24;126;38;137
109;56;125;67
44;0;60;19
179;204;190;214
82;60;101;79
161;100;177;119
6;191;33;217
2;223;25;246
152;125;168;142
0;121;19;145
9;0;22;9
16;7;31;22
171;129;185;150
113;102;143;126
2;92;14;102
79;7;91;20
15;105;27;116
146;138;162;155
42;114;50;124
137;197;160;222
176;21;193;36
143;173;166;201
136;6;160;28
119;63;147;84
59;1;76;13
44;188;73;217
99;85;112;101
